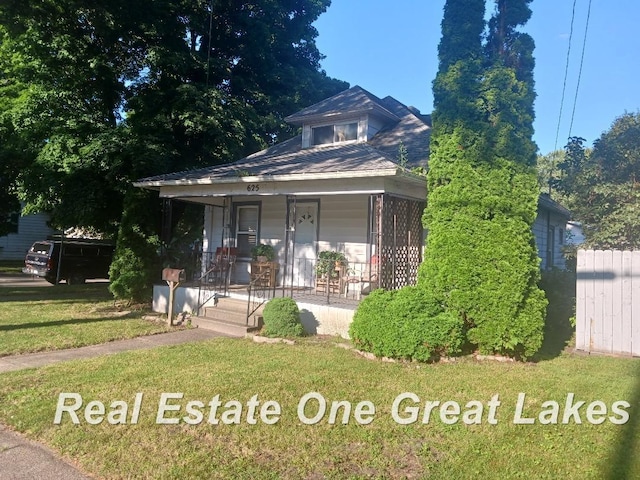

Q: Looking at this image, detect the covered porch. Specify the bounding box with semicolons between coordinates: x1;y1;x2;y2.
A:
150;187;425;337
135;144;427;335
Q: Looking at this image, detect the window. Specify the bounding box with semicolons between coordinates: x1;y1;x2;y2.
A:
312;122;357;146
559;228;564;245
235;205;259;257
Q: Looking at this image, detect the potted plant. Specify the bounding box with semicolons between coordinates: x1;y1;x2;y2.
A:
315;250;348;280
251;244;275;263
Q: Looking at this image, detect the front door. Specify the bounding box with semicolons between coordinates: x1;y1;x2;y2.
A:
291;200;319;288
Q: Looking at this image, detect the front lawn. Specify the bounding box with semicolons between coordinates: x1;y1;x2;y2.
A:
1;338;638;479
0;283;172;356
0;260;26;274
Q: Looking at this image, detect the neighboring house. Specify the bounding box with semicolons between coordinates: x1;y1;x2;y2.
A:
135;85;572;333
534;193;571;270
566;220;585;246
0;208;54;261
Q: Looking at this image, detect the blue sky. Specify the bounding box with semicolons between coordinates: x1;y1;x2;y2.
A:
314;0;639;155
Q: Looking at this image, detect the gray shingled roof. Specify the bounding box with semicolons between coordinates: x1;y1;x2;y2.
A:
137;141;402;184
284;85;400;125
136;85;431;185
538;193;571;218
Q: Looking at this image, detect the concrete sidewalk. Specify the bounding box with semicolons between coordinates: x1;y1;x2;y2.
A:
0;328;226;479
0;425;92;480
0;328;224;374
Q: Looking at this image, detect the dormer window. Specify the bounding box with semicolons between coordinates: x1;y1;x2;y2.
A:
312;122;358;146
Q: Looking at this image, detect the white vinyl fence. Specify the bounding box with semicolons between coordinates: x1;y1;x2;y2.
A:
576;249;640;356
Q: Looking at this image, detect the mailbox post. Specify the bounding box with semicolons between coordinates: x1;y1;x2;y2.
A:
162;268;185;326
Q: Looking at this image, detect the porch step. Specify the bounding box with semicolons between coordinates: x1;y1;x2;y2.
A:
191;315;261;337
193;297;263;336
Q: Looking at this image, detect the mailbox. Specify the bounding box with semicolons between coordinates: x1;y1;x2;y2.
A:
162;268;186;283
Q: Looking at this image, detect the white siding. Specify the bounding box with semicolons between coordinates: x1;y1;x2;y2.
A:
367;115;386;140
317;195;369;263
203;194;372;284
0;212;54;260
533;208;567;270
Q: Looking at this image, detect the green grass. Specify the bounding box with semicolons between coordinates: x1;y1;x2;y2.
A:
1;339;638;479
0;260;26;274
0;283;172;356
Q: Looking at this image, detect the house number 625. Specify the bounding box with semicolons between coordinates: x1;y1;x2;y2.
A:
247;184;260;192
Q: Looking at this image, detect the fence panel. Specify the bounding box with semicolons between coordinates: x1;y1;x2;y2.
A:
576;249;639;356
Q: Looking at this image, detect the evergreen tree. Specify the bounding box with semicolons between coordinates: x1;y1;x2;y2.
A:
419;0;546;358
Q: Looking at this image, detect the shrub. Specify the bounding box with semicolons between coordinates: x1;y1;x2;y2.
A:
109;189;161;303
251;244;275;261
349;286;466;361
262;297;304;338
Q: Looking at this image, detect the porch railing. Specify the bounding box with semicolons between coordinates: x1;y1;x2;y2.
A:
247;267;277;324
194;250;236;315
283;258;379;304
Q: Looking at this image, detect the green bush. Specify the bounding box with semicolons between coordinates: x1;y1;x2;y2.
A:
262;297;304;338
109;189;161;303
349;286;466;361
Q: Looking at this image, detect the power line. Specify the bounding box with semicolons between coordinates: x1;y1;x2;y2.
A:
206;0;214;88
553;0;578;152
567;0;593;139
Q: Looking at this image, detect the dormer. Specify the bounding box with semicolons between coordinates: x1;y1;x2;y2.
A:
284;85;400;149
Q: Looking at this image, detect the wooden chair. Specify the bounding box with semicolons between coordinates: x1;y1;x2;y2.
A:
207;247;237;285
315;264;345;295
343;255;379;299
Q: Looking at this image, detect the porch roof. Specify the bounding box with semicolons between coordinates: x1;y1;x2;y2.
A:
134;139;425;188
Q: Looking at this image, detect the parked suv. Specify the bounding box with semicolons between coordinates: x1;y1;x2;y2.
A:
22;239;115;285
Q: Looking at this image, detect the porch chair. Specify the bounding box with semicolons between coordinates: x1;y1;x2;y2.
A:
342;255;379;299
206;247;237;285
315;263;346;296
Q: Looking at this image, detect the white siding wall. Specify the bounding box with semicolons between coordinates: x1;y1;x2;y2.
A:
533;208;567;270
202;194;371;284
0;213;54;260
317;195;369;263
367;115;386;140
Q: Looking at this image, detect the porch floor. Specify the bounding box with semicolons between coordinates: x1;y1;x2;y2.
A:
191;282;362;310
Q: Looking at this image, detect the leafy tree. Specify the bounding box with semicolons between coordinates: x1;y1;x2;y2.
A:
558;115;640;249
418;0;546;359
0;0;346;299
536;149;564;194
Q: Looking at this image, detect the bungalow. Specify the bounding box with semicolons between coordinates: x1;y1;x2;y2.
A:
135;85;570;335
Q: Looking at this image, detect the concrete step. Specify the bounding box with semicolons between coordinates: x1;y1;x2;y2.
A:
191;316;261;337
194;296;263;336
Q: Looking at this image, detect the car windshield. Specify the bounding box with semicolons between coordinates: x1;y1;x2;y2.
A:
30;243;52;255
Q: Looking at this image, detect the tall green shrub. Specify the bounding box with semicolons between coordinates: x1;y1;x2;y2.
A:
109;189;161;302
418;0;546;359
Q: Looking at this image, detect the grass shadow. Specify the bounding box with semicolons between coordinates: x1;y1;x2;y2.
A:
0;315;139;332
604;360;640;478
533;268;576;362
0;284;112;303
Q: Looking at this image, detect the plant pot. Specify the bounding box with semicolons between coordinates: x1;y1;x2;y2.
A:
257;256;268;263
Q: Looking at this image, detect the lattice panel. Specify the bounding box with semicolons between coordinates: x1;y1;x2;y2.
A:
378;195;425;290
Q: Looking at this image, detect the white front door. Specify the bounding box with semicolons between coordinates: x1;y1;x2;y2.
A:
292;201;318;288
